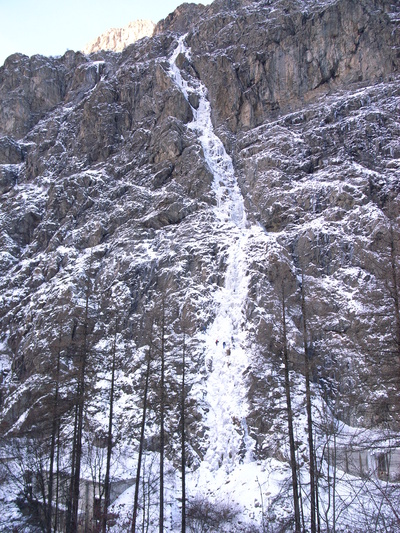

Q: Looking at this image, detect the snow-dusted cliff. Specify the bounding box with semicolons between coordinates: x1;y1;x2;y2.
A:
0;0;399;531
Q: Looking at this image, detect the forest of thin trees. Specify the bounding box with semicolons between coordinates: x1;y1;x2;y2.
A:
0;200;399;532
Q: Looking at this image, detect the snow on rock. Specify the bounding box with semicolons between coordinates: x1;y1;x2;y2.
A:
0;0;399;530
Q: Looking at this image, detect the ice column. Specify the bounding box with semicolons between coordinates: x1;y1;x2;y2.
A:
169;36;254;471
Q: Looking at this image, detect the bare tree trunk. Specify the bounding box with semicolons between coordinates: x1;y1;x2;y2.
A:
332;430;337;533
159;301;166;533
53;419;61;533
145;460;152;533
389;219;400;357
300;271;317;533
315;436;321;533
47;330;62;533
324;439;331;531
298;464;306;533
72;287;90;531
181;329;186;533
132;324;153;533
318;408;339;533
66;402;79;532
142;464;146;533
71;359;86;530
66;277;91;533
282;286;301;532
103;316;118;533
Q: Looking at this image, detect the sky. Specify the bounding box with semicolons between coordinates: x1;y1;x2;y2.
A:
0;0;214;66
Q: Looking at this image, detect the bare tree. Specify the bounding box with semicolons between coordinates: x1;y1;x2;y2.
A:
186;495;240;533
179;304;194;533
181;327;187;533
388;211;400;361
159;296;166;533
102;314;119;533
66;269;92;533
132;314;154;533
281;284;301;532
46;327;62;533
300;270;318;533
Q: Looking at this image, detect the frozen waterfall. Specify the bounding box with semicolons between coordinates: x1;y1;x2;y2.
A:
169;36;255;472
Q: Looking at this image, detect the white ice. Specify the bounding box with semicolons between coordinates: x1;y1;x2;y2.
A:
169;35;256;475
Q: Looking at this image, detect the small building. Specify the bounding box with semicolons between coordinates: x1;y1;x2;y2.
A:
28;471;135;532
76;477;135;532
331;445;400;482
324;429;400;483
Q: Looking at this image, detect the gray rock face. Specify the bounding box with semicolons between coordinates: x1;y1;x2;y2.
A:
184;0;399;133
0;0;399;527
0;51;98;139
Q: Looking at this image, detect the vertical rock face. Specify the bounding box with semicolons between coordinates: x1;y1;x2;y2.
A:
183;0;399;132
0;51;101;138
0;0;399;529
82;19;156;54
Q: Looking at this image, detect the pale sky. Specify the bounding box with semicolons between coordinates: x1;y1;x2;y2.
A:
0;0;214;66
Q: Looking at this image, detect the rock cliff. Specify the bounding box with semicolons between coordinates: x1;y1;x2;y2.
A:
82;19;156;54
0;0;399;530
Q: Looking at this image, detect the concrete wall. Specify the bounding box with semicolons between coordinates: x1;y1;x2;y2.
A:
326;446;400;482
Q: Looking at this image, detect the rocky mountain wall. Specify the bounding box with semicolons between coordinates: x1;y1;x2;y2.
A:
82;19;156;54
0;0;399;529
0;0;398;433
183;0;399;132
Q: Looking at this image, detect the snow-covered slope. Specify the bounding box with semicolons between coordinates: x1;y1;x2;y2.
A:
0;0;399;531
